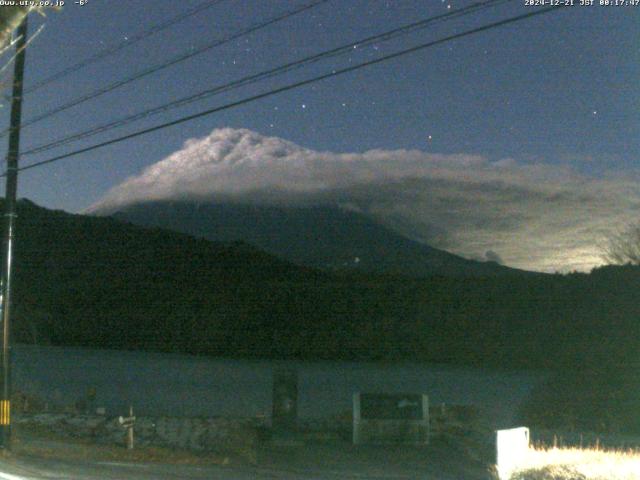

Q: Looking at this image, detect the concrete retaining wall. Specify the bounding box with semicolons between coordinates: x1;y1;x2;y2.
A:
15;403;491;454
15;413;265;452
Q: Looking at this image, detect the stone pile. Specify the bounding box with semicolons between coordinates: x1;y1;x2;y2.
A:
15;413;264;453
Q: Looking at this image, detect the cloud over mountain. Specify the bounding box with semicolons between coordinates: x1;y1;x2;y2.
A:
88;128;640;272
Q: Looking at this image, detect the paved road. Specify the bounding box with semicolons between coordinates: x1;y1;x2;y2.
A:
0;439;491;480
0;454;489;480
0;456;287;480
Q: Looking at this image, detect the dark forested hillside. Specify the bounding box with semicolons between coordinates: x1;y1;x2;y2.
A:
7;200;640;375
102;201;532;278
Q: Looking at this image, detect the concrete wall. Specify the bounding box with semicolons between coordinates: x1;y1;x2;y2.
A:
16;406;484;449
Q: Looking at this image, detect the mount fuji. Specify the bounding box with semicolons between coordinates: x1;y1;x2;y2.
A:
88;128;538;277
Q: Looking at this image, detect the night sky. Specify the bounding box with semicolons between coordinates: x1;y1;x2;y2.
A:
0;0;638;272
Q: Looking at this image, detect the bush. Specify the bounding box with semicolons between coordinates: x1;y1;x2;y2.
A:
519;365;640;435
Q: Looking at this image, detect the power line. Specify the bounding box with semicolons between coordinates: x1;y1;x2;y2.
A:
22;0;509;157
22;0;228;95
0;23;45;82
7;5;565;177
0;0;330;138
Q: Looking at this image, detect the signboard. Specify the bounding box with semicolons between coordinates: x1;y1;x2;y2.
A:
360;393;424;420
353;393;429;445
495;426;530;480
272;368;298;432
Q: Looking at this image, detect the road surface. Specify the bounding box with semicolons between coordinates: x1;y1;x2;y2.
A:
0;443;491;479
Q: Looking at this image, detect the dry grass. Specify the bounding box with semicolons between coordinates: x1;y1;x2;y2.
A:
508;445;640;480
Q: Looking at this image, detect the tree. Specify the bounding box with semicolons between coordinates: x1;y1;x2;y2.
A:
0;7;30;50
0;6;53;54
601;223;640;265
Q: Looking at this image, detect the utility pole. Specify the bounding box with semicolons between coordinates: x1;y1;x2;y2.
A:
0;16;28;450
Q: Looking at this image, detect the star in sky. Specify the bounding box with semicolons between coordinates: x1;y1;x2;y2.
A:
11;0;637;227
